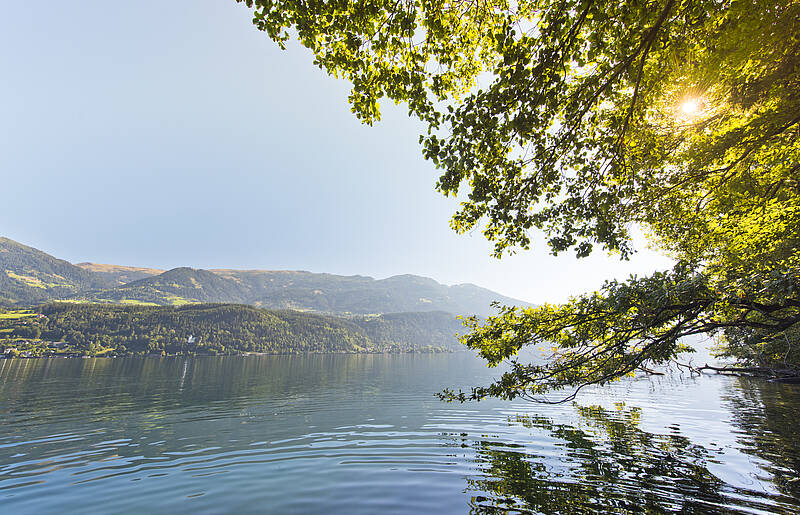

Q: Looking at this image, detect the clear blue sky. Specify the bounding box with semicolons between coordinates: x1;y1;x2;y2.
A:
0;0;673;304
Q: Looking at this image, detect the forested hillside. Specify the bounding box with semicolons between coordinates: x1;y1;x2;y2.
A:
1;304;462;356
354;311;464;350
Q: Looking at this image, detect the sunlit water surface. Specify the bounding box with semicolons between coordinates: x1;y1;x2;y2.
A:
1;354;798;514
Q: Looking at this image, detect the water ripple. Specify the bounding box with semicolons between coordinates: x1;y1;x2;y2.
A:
1;355;798;514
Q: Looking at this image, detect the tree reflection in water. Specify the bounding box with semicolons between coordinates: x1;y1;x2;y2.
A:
723;378;800;502
456;403;798;514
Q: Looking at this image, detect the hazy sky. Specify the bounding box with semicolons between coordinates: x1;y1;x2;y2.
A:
0;0;673;304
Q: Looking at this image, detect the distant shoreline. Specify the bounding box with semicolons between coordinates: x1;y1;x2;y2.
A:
0;348;459;360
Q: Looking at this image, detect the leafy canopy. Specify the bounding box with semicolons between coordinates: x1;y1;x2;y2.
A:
237;0;800;398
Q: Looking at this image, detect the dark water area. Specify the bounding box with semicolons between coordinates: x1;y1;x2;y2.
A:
1;354;798;514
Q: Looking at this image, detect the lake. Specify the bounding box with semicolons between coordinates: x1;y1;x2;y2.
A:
1;354;799;513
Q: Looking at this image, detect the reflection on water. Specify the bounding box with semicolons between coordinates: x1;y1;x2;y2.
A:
462;404;786;513
723;378;800;502
0;355;798;514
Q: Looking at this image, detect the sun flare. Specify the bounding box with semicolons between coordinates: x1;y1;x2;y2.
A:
676;95;708;121
680;98;701;116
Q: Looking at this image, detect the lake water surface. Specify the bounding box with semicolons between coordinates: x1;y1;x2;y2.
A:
1;354;799;513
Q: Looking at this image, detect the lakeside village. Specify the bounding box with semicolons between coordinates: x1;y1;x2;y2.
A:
0;312;63;358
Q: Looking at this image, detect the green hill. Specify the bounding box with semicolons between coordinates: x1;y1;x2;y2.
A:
0;238;115;306
88;267;253;305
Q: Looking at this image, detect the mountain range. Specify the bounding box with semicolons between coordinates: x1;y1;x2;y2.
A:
0;237;531;316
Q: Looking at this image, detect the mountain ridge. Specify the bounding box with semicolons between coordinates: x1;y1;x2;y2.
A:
1;237;533;316
74;262;165;285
